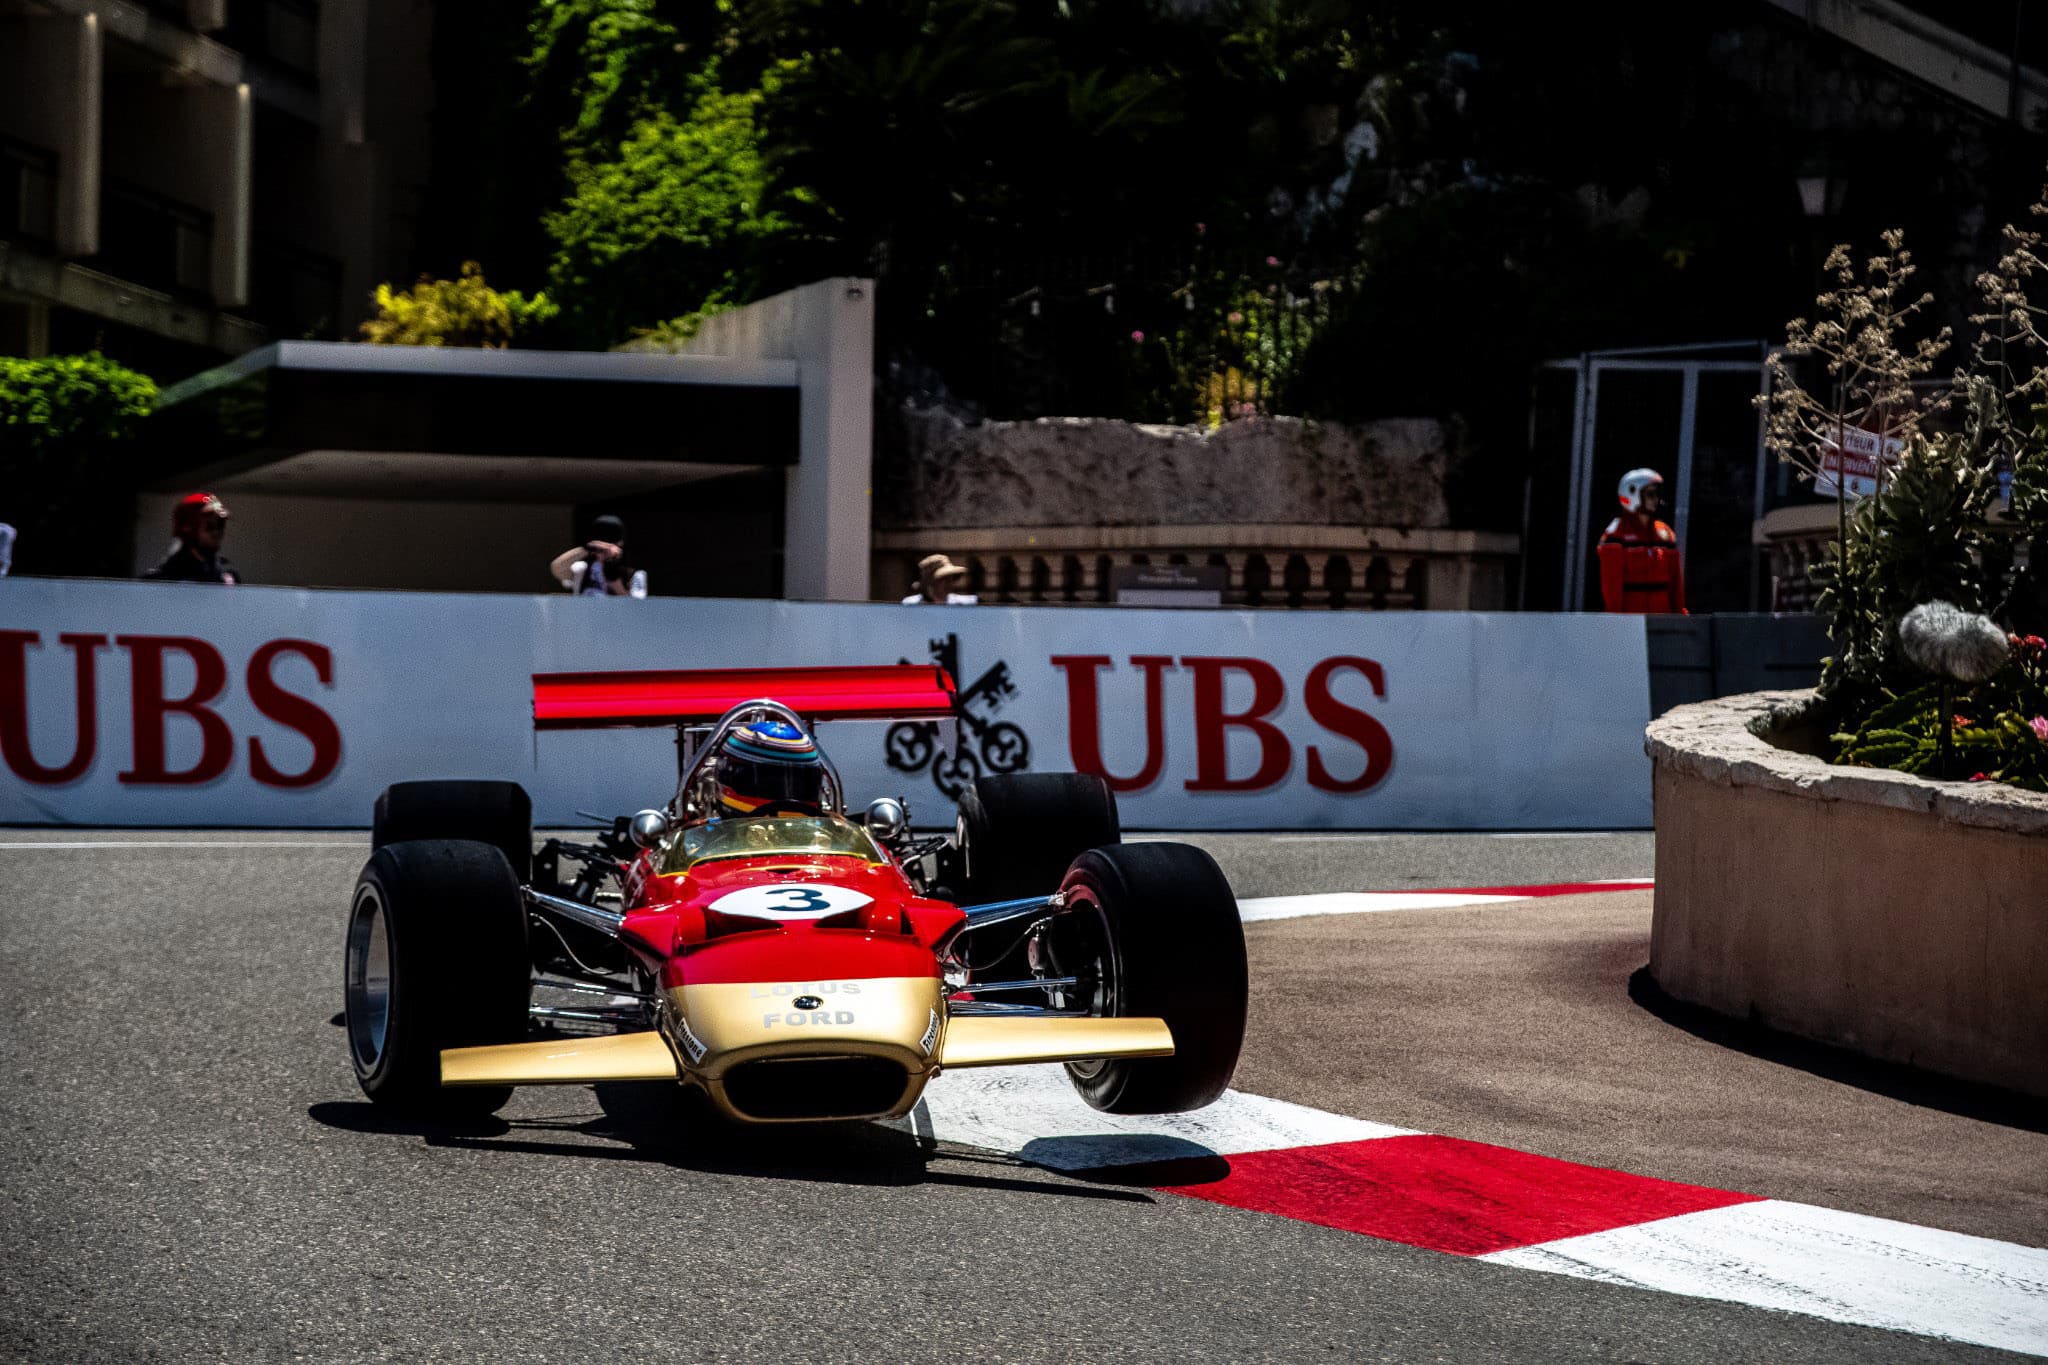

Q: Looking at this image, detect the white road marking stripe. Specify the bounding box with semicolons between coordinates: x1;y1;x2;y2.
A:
911;1068;2048;1353
1484;1200;2048;1357
1236;891;1525;922
0;840;366;850
1266;832;1620;841
913;1065;1409;1169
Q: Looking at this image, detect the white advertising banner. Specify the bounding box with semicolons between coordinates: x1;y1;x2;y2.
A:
0;580;1651;829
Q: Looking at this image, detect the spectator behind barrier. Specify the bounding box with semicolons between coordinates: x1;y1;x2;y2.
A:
143;493;240;584
903;553;977;604
551;514;648;597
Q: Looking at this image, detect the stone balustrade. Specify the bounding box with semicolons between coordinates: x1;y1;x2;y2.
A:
872;524;1519;609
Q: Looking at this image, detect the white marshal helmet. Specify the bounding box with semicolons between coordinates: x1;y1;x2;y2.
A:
1617;467;1665;513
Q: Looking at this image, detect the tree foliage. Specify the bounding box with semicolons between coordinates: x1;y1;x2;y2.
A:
0;352;157;576
359;262;559;347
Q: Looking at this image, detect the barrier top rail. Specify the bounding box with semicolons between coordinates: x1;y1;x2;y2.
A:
532;664;957;730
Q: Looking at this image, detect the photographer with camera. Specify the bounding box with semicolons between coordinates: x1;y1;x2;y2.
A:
549;514;647;598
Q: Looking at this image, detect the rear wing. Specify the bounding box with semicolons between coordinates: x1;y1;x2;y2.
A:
532;664;957;731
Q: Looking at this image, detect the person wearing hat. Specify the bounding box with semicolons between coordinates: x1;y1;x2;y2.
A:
903;553;977;605
550;514;648;597
144;493;240;584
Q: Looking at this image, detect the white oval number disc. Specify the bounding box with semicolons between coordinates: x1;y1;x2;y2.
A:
709;883;873;921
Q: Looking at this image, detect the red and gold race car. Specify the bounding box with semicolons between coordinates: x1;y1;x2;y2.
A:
343;665;1248;1123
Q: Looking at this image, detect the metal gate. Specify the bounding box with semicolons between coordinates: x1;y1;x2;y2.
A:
1528;341;1772;612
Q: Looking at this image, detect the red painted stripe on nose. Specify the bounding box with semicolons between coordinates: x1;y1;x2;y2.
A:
1155;1134;1761;1256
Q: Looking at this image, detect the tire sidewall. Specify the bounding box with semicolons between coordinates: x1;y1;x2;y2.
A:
1060;843;1247;1114
345;840;528;1112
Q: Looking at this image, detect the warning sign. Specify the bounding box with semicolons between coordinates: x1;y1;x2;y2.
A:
1814;427;1904;499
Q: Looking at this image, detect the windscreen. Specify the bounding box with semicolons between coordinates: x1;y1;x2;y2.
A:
661;815;883;874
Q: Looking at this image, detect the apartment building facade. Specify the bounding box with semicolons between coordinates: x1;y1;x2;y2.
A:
0;0;431;379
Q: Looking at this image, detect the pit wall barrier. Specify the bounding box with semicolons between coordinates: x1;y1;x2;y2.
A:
0;580;1651;829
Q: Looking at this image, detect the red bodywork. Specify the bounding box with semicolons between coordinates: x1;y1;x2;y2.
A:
615;845;966;989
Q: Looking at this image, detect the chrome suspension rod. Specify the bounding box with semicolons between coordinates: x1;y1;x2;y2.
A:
956;976;1079;994
525;886;625;936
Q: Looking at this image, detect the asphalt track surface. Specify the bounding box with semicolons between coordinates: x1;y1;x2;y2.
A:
2;829;2040;1363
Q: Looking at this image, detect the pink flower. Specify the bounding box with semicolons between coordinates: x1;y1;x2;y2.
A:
1953;714;1972;729
1195;222;1206;235
1227;311;1244;324
1265;255;1280;266
2031;715;2048;743
1130;329;1145;343
1969;772;1989;782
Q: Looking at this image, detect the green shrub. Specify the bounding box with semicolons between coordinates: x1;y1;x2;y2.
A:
0;352;158;577
1831;637;2048;790
358;261;559;347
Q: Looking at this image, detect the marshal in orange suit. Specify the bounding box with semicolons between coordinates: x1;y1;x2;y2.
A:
1596;468;1686;614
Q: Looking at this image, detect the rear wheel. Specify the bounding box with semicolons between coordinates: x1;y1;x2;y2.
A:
956;773;1119;903
372;780;532;884
345;840;530;1115
1054;843;1246;1115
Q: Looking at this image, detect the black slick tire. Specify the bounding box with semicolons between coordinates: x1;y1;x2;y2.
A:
1060;842;1247;1115
372;780;533;884
956;773;1119;902
345;839;530;1116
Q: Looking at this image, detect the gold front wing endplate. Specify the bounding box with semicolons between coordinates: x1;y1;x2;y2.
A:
939;1015;1174;1069
441;1031;680;1086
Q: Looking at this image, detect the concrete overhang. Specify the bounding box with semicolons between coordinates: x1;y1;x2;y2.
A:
150;340;800;501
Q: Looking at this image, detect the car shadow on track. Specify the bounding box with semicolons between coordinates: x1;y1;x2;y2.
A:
305;1084;1156;1204
1627;967;2048;1134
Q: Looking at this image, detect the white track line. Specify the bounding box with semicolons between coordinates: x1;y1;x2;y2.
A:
913;1065;1409;1170
912;1069;2048;1355
1485;1200;2048;1357
1237;891;1527;922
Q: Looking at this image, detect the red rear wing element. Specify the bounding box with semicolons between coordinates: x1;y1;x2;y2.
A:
532;664;958;730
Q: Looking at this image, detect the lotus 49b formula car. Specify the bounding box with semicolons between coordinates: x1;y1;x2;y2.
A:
343;664;1249;1123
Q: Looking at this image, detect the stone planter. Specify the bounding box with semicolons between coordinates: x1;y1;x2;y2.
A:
1646;692;2048;1098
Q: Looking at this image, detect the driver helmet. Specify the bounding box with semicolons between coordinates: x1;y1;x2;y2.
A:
1617;468;1664;514
714;719;826;817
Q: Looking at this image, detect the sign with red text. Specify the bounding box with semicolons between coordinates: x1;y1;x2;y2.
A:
1814;426;1905;499
0;580;1650;829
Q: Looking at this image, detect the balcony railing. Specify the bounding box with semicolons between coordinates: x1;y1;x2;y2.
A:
96;178;213;299
0;137;58;252
220;0;319;77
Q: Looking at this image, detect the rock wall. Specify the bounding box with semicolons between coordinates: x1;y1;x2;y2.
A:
879;408;1451;531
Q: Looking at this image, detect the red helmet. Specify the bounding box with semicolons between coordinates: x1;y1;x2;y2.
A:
172;492;230;537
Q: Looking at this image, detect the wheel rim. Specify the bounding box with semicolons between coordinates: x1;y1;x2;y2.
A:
1046;884;1118;1081
345;884;392;1072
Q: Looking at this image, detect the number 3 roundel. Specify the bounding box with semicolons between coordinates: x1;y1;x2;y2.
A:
707;883;874;921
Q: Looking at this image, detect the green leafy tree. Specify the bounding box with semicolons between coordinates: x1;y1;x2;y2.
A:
543;66;794;346
359;261;559;347
0;352;157;577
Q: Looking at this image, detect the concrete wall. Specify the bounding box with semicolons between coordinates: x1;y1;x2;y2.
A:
656;279;875;601
133;492;572;593
1646;613;1829;716
1648;692;2048;1097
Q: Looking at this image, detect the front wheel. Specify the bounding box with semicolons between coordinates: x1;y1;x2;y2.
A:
1056;843;1246;1114
345;839;530;1115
